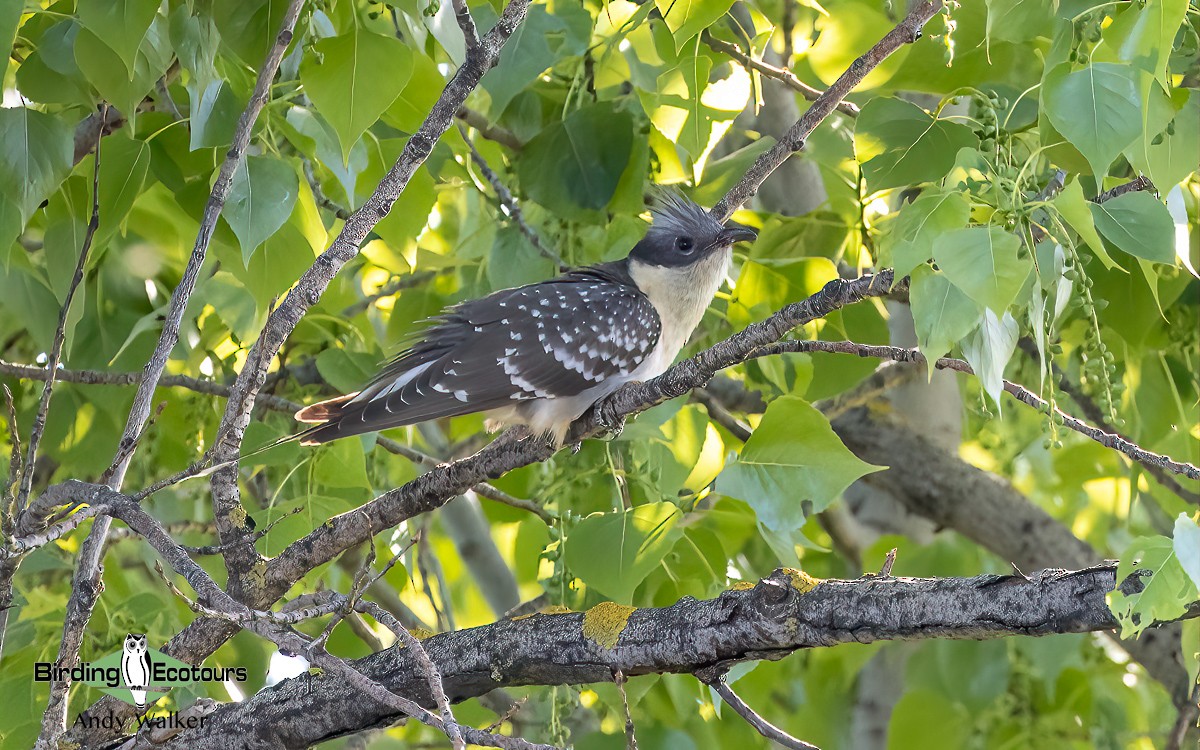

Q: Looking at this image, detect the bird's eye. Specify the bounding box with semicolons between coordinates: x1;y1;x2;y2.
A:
676;237;695;254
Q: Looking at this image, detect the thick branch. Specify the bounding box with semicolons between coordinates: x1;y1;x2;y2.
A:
152;565;1191;749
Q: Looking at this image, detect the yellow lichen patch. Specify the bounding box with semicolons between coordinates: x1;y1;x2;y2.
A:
408;627;435;640
729;580;756;591
582;602;636;650
781;568;820;594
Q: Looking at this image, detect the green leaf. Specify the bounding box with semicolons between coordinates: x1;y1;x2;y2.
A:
479;5;589;116
77;0;160;78
300;30;413;163
97;136;152;242
13;21;93;106
1042;63;1143;177
313;438;371;490
883;189;971;281
715;396;882;534
564;502;684;603
1174;515;1200;592
960;309;1018;410
654;0;735;49
1053;178;1117;269
0;108;73;224
933;226;1031;313
518;103;634;218
74;19;173;123
1098;0;1188;84
1109;535;1196;639
221;156;299;264
488;226;556;291
854;98;978;192
383;52;445;133
984;0;1055;45
315;348;381;395
1126;91;1200;193
808;1;909;89
1089;191;1176;265
909;265;983;370
0;0;20;79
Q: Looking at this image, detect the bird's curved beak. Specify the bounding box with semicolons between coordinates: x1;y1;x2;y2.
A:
717;222;757;246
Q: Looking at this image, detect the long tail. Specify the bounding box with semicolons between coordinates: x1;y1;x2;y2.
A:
191;393;372;479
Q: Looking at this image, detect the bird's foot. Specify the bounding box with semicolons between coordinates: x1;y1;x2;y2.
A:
569;440;583;454
592;398;627;439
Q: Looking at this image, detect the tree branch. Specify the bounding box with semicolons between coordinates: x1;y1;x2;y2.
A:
147;564;1195;749
32;5;306;745
698;670;820;750
749;340;1200;482
702;33;859;117
205;0;536;596
711;0;942;220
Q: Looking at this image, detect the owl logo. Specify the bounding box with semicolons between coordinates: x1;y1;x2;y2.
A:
120;634;153;711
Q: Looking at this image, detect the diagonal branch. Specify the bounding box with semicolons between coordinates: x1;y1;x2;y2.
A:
31;4;306;746
206;0;536;593
458;122;567;269
698;669;820;750
747;340;1200;483
702;33;859;117
710;0;942;220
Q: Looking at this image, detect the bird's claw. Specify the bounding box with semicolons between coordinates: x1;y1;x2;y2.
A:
592;399;626;438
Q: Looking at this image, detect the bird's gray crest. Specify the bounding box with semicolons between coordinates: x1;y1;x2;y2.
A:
645;189;723;240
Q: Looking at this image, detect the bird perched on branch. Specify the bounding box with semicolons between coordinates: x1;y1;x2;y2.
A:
295;193;756;446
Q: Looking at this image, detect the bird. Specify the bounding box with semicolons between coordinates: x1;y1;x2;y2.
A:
295;192;757;447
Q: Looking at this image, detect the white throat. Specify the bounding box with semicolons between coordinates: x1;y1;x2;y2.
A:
628;247;732;377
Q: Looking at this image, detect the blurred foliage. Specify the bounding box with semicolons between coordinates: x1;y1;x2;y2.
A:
1;0;1198;748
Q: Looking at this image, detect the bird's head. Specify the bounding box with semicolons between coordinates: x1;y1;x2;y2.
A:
628;192;757;268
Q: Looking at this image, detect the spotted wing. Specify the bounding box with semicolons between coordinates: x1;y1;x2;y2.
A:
296;270;661;444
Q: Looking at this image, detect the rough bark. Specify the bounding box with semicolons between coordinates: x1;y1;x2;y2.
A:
115;565;1174;750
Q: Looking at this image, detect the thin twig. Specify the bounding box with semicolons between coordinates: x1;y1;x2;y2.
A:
302;155;352;220
457;122;567;269
18;106;105;509
698;669;820;750
1094;175;1156;204
615;670;639;750
703;34;859;117
2;385;23;534
341;271;438;317
746;339;1200;483
357;599;465;749
456;106;523;151
206;0;536;584
1018;338;1200;505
